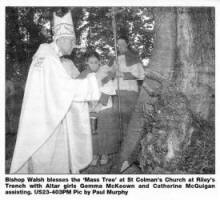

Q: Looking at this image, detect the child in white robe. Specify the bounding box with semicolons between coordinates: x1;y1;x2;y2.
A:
82;51;119;166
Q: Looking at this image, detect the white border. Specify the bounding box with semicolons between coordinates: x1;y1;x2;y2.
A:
0;0;220;7
1;0;219;200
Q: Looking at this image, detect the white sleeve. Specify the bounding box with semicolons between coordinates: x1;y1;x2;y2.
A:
96;66;116;95
100;81;116;95
42;56;101;103
71;73;101;102
129;63;145;80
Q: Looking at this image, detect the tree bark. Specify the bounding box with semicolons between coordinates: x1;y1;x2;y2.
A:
117;7;215;173
174;8;215;121
118;7;177;168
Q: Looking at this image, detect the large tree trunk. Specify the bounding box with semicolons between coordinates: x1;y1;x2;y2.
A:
116;7;215;174
175;8;215;121
115;7;177;172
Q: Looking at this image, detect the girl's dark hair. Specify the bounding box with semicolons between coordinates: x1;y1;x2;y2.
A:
118;35;131;50
85;51;100;61
118;36;129;45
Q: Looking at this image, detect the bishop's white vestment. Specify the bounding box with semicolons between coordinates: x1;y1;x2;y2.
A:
10;42;100;174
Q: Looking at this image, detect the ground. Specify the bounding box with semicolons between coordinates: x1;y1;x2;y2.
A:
5;132;119;174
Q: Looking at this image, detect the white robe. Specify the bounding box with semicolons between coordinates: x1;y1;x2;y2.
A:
10;42;100;174
95;65;116;111
113;55;145;92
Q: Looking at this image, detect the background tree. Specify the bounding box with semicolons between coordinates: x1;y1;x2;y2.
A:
5;7;215;174
118;7;215;174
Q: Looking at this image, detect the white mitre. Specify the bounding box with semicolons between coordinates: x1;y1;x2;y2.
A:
53;11;76;42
